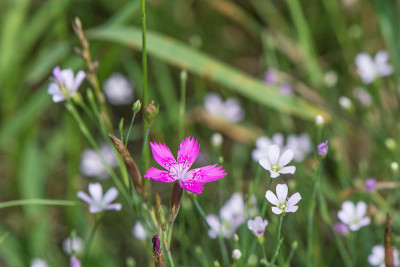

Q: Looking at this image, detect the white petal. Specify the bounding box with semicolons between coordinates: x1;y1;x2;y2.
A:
276;184;288;203
270;171;280;178
61;69;75;90
52;94;66;103
285;206;298;213
355;201;367;219
265;190;279;206
268;145;280;164
102;187;119;204
89;204;103;213
77;191;93;204
341;201;355;218
255;136;271;149
88;183;103;202
73;70;86;92
337;210;351;224
105;203;122;211
272;133;284;148
247;220;255;231
259;158;271;171
287;192;301;207
277;149;294;167
279;166;296;175
357;217;370;228
271;207;282;215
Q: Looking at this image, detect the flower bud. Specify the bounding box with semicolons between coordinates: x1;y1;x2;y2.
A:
391;162;399;173
132;100;142;114
315;114;325;127
211;133;223;148
385;138;397;151
232;249;242;260
317;140;328;157
144;101;159;126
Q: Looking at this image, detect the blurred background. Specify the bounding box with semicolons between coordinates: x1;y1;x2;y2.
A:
1;0;400;266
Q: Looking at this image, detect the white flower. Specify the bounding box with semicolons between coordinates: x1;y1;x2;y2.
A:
337;201;370;231
259;145;296;178
339;96;352;110
62;236;84;255
132;221;147;240
355;51;393;84
353;87;372;107
251;133;284;162
247;216;268;236
103;73;134;105
206;193;246;239
315;115;325;126
265;184;301;215
286;134;312;162
232;249;242;260
204;93;244;123
77;183;122;213
48;66;85;103
323;70;338;87
211;132;223;148
80;145;118;179
368;245;399;267
30;258;49;267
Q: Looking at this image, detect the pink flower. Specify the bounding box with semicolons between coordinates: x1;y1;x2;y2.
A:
144;137;226;194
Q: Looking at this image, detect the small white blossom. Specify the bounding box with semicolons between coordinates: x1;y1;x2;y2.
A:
355;51;393;84
62;236;84;255
391;162;399;172
252;133;284;162
339;96;352;110
315;115;325;126
259;145;296;178
132;221;147;240
353;87;372;107
30;258;49;267
265;184;301;215
204;93;244;123
232;249;242;260
211;133;223;148
368;245;399;267
247;216;268;236
324;70;338;87
48;66;85;103
103;73;134;105
80;145;118;179
337;201;370;231
77;183;122;213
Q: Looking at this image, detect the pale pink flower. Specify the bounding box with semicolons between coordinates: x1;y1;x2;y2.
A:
77;183;122;213
265;184;301;215
337;201;370;231
204;93;244;123
355;51;393;84
144;137;226;194
247;216;268;236
259;145;296;178
48;66;85;103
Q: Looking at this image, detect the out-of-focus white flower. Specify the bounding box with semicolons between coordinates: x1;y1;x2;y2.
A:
337;201;370;231
355;51;393;84
353;87;372;107
259;145;296;178
265;184;301;215
77;183;122;213
324;70;338;87
247;216;268;236
315;115;325;126
62;236;84;255
232;249;242;260
204;93;244;123
30;258;49;267
286;134;312;162
80;145;118;179
103;73;134;105
211;133;223;148
339;96;352;110
368;245;400;267
48;66;85;103
206;193;246;239
132;221;147;240
391;162;399;172
252;133;284;162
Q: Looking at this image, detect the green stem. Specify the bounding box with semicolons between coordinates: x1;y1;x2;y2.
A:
167;250;175;267
306;162;323;267
125;112;137;147
141;0;147;107
83;214;104;262
261;178;273;216
261;243;269;265
270;216;283;265
179;71;187;141
0;199;77;209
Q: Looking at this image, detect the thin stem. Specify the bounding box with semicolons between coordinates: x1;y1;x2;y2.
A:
141;0;147;107
167;250;175;267
270;216;283;265
83;214;104;262
125;112;137;147
261;243;269;265
261;178;273;216
0;199;77;209
179;71;187;140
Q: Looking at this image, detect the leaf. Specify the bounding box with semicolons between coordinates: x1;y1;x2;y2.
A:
86;26;330;121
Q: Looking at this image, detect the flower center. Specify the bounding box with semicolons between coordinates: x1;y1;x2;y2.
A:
271;163;280;172
278;202;287;211
170;163;187;180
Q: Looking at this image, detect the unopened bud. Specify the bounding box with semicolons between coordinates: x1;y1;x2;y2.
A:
385;138;397;151
233;234;239;243
132;100;142;114
315;114;325;127
144;101;159;126
211;133;223;148
391;162;399;173
180;70;188;81
339;96;353;111
232;249;242;260
214;260;221;267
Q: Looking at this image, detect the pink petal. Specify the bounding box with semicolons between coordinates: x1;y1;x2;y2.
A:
183;164;226;183
144;167;176;183
179;180;205;194
150;142;177;170
177;137;199;171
